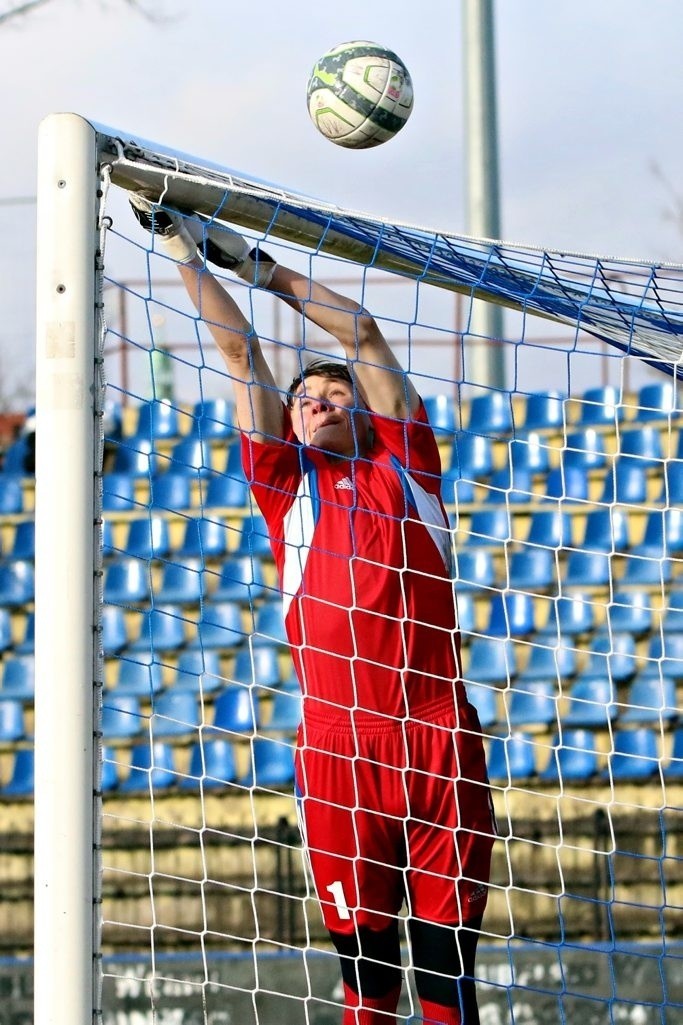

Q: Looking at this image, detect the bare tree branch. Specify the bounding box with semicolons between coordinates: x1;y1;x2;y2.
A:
0;0;171;25
0;0;53;25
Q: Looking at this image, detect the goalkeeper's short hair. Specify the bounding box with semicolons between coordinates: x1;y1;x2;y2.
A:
286;359;355;407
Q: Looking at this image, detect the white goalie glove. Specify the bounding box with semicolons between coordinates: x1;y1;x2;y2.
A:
129;194;277;287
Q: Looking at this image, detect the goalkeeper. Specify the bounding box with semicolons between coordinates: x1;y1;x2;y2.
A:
131;197;496;1025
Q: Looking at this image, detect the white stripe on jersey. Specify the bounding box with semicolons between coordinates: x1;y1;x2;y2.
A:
282;472;317;619
402;472;454;576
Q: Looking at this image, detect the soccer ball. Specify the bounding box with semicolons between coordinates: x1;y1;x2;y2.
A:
306;40;414;149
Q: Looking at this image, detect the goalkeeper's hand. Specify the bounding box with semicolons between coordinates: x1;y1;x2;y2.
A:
130;194;277;286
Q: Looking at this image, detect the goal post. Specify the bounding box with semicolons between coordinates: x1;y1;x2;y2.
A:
31;111;683;1025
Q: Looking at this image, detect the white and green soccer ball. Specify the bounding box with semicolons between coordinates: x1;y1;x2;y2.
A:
306;40;414;149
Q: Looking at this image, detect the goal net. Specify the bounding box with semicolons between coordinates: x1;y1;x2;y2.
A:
33;112;683;1025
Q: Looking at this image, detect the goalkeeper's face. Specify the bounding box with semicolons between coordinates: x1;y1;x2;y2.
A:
291;374;371;457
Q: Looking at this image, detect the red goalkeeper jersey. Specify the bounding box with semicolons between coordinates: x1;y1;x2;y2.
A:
241;401;465;724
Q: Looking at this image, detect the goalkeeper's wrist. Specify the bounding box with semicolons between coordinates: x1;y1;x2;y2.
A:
161;225;198;265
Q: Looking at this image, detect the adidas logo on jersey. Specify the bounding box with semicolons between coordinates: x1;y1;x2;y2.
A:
334;476;354;490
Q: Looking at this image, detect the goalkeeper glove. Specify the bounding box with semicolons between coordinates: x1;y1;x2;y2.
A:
130;194;277;286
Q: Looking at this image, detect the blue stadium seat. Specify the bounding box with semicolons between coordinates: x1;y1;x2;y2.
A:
0;474;24;514
635;508;683;557
264;682;302;733
15;612;35;655
100;693;144;739
452;549;496;591
154;561;205;605
449;433;494;480
564;678;616;729
174;649;224;693
128;605;187;654
123;516;171;560
112;657;164;697
236;514;273;558
485;466;534;504
1;655;35;701
621;675;677;724
186;601;245;650
119;741;178;792
544;466;589;501
507;547;556;591
562;428;608;471
659;459;683;505
148;473;192;512
454;591;476;634
240;736;295;787
212;555;267;604
423;394;457;434
223;442;244;477
620;426;665;468
168;437;213;477
101;606;128;655
562;550;612;588
665;728;683;781
467;392;514;436
607;590;654;637
177;516;228;559
132;399;180;442
102;472;136;512
189;398;235;440
182;738;237;788
486;592;536;636
464;682;498;729
466;508;511;547
0;609;12;653
100;747;119;793
111;437;157;478
526;509;572;549
540;729;599;783
508;432;550;475
465;637;515;685
441;470;476;506
3;747;35;796
0;561;34;607
662;589;683;633
103;558;149;606
522;391;566;432
581;631;638;683
577;385;624;426
508;681;557;729
213;685;258;733
486;733;536;783
580;508;630;552
202;472;250;509
2;438;30;475
0;699;25;742
604;728;660;782
645;633;683;680
636;382;680;421
599;457;649;505
517;639;577;683
151;689;201;738
101;519;115;558
251;601;288;647
619;551;673;587
232;645;282;688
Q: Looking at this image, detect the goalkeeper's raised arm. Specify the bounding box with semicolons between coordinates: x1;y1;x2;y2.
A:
129;196;419;442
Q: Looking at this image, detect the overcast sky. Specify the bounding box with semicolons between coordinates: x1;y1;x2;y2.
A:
2;0;683;406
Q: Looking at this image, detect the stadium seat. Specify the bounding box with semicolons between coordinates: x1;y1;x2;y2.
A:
507;547;557;591
564;678;616;729
441;470;476;506
182;738;237;788
240;736;295;787
466;508;511;547
659;459;683;505
123;516;171;561
508;432;550;475
103;558;149;606
231;645;282;689
619;552;673;588
202;472;250;509
508;680;557;730
452;549;496;591
485;467;534;504
423;394;457;434
3;748;35;797
599;457;649;505
540;729;599;783
101;606;128;655
544;466;589;501
112;656;164;697
517;639;577;682
119;740;178;792
100;693;144;739
662;589;683;633
621;675;677;724
664;728;683;781
128;605;187;654
9;518;34;560
486;592;536;637
251;601;288;647
101;519;115;558
0;473;24;514
526;508;572;549
562;428;607;471
236;514;273;558
100;747;119;793
580;508;630;552
111;437;157;478
454;591;476;634
154;560;205;605
464;682;498;729
0;561;34;607
467;392;514;436
213;685;258;733
189;397;235;440
212;555;267;604
577;385;624;426
151;689;201;738
635;508;683;556
168;437;213;477
522;391;566;432
132;399;180;442
486;733;536;783
173;649;224;693
1;655;35;701
148;473;192;512
14;612;35;655
0;609;12;654
604;728;660;782
0;699;25;742
620;426;665;468
449;433;494;480
2;438;30;475
607;590;654;637
581;631;638;683
465;637;515;685
645;633;683;680
186;601;245;650
264;682;302;732
562;550;612;589
636;381;680;421
176;516;229;559
102;472;136;512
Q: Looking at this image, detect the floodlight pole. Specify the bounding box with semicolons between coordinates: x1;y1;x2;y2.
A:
462;0;506;390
